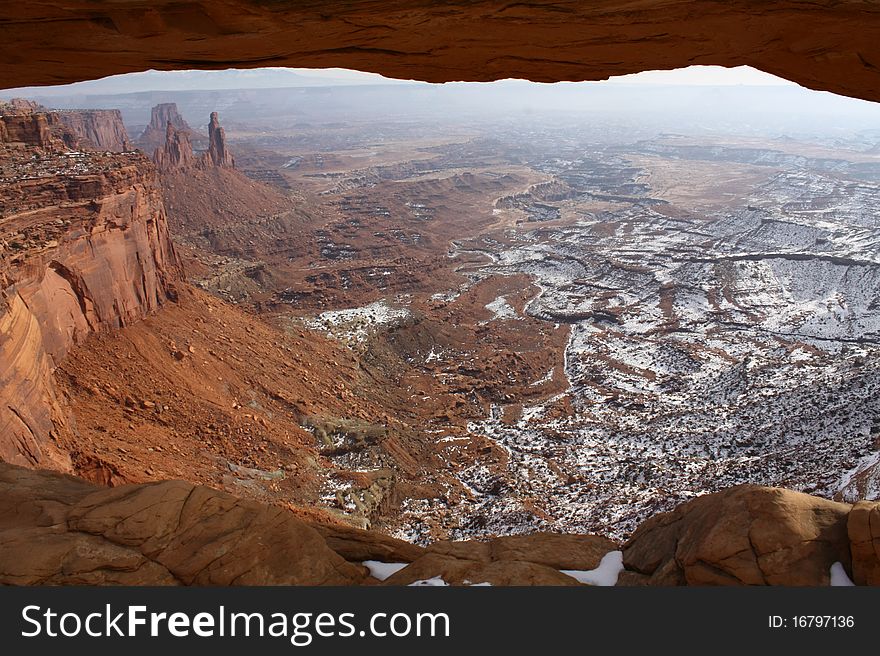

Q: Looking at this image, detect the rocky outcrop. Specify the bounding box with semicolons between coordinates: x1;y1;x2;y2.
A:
0;462;365;585
153;122;196;172
2;2;880;105
622;485;853;586
848;501;880;585
205;111;234;169
311;521;426;563
381;533;619;586
54;109;131;152
138;103;198;155
0;111;53;148
0;108;183;469
2;102;129;152
0;463;878;586
152;110;233;171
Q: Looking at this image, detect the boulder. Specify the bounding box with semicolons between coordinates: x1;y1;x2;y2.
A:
623;485;852;585
0;462;366;585
847;500;880;585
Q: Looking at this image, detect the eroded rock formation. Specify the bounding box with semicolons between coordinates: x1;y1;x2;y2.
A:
55;109;131;152
138;102;200;155
0;105;182;469
152;108;234;172
0;462;364;585
1;101;130;152
848;501;880;585
153;121;195;172
622;485;853;585
2;2;880;105
205;111;234;169
1;463;878;586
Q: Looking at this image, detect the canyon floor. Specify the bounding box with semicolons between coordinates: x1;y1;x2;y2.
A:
61;97;880;544
3;87;880;585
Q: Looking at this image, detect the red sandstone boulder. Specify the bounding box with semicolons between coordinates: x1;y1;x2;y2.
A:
0;462;366;585
847;500;880;585
623;485;852;585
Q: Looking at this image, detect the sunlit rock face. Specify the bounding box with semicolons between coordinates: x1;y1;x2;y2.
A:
0;104;182;469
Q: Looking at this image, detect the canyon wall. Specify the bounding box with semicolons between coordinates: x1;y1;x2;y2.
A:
0;110;182;469
54;110;131;152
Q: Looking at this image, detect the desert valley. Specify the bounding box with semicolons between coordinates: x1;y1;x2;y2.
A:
1;72;880;586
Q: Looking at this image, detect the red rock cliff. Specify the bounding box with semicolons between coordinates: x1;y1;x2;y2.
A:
54;109;131;152
138;103;200;155
153;122;196;172
0;110;182;470
153;110;235;172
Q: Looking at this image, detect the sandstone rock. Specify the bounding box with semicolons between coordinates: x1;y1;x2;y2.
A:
623;485;852;586
203;112;234;169
847;500;880;585
382;552;580;586
0;462;366;585
310;521;425;563
54;110;130;152
0;112;53;147
426;539;491;562
489;532;618;571
2;2;880;107
0;108;183;468
153;122;196;172
383;532;618;585
139;103;199;154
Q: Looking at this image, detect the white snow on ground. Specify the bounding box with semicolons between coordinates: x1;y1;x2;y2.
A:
484;294;517;321
830;562;855;586
408;576;449;586
837;450;880;502
560;551;624;586
362;561;409;581
300;300;409;344
425;345;443;363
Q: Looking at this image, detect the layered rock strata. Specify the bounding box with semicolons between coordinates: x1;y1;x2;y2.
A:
0;108;182;469
55;109;131;152
138;102;199;154
2;2;880;106
152;108;234;172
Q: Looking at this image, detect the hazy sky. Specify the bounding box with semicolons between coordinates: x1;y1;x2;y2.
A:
2;65;794;97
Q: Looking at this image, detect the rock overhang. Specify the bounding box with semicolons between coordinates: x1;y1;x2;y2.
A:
1;1;880;104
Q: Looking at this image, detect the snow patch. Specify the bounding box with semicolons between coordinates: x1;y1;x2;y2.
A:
408;576;449;587
362;561;409;581
301;300;409;344
830;562;855;587
560;550;624;586
484;294;517;321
